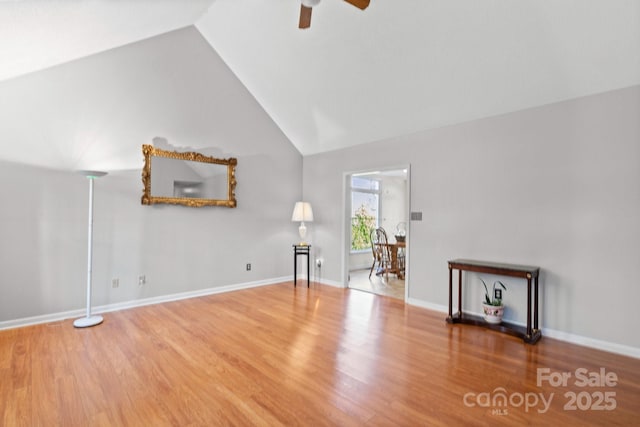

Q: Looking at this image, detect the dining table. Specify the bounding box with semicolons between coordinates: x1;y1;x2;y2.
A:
375;240;406;279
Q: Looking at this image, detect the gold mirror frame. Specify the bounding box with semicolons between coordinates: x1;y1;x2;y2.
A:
141;144;237;208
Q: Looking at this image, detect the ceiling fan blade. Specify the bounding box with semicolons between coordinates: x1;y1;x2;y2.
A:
299;5;312;29
344;0;370;10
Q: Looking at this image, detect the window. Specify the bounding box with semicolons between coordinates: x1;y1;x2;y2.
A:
351;176;380;251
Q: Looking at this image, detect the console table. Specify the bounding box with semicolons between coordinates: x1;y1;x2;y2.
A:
446;259;541;344
293;245;311;287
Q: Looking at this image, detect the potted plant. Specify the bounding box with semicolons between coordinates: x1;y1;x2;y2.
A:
481;278;507;324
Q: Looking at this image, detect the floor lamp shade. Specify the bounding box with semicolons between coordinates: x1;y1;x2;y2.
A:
73;170;107;328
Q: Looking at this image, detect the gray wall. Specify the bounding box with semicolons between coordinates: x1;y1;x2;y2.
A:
304;85;640;350
0;27;302;322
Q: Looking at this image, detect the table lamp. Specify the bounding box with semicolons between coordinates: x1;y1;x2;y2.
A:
291;201;313;245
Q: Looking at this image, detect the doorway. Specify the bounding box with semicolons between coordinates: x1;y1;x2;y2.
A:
344;167;410;300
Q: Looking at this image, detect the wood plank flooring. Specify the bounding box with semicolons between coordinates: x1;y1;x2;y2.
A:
1;283;639;426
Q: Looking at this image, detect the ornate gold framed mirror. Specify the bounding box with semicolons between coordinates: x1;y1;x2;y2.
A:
141;144;237;207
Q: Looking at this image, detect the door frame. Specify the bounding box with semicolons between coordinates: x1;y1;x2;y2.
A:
341;164;411;301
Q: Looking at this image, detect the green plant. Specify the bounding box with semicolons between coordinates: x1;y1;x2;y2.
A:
481;278;507;306
351;204;376;250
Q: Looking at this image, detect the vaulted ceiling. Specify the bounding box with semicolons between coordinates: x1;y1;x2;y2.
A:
1;0;639;159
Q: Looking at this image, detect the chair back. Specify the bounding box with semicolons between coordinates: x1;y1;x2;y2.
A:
370;227;380;261
371;227;391;261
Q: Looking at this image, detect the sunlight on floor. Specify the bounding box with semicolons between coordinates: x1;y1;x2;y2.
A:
348;269;405;300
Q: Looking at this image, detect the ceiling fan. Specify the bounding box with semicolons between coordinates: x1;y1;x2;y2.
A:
299;0;370;29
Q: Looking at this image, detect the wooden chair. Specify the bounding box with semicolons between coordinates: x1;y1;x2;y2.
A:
369;227;393;281
394;222;407;277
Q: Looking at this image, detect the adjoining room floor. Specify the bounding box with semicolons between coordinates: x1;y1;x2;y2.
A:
348;268;405;300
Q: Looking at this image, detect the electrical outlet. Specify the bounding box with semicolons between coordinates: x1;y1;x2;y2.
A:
138;275;146;286
495;289;502;300
112;278;119;288
246;263;251;271
316;258;322;268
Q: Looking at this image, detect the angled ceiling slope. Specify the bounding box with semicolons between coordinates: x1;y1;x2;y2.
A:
0;0;215;82
196;0;640;155
1;0;639;162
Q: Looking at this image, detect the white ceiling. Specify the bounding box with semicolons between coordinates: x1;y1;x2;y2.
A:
0;0;214;82
1;0;639;157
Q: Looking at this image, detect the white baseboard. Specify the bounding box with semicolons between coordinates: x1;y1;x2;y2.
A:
0;276;288;331
406;297;640;359
407;297;448;313
541;327;640;359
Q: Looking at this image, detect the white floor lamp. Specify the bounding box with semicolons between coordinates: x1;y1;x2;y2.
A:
74;170;107;328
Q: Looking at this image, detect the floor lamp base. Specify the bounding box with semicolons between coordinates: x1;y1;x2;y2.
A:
73;315;103;328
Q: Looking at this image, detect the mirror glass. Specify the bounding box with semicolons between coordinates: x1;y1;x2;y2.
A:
141;144;237;207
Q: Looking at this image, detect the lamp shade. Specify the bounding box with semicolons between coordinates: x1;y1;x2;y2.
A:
291;202;314;222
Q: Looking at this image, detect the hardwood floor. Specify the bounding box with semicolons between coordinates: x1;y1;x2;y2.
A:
1;283;639;426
